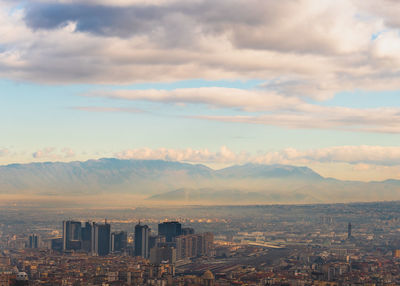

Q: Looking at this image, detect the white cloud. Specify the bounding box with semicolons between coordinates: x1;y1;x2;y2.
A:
371;30;400;64
115;146;242;164
83;87;400;133
32;147;76;159
265;146;400;166
115;145;400;166
61;147;75;158
0;0;399;102
32;147;56;159
5;145;400;168
196;109;400;134
85;87;303;111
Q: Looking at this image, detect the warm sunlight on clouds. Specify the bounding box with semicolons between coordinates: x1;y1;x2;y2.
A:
114;145;400;168
1;0;400;182
0;0;397;96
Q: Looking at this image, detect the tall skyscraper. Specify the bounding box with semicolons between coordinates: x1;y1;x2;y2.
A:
111;231;127;252
62;221;82;251
348;222;352;239
135;223;150;258
81;222;92;252
158;222;182;242
28;234;39;249
92;221;111;256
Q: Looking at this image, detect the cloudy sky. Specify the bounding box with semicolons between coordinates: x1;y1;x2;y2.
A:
1;0;400;181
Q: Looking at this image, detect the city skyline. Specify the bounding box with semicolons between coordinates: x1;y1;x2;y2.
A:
2;203;400;285
2;2;400;283
1;0;400;181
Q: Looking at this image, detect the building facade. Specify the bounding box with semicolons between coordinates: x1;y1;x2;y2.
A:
62;221;82;251
111;231;127;252
135;223;150;258
92;222;111;256
158;222;182;242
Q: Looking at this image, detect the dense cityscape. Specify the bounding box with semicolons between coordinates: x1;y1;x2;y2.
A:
3;0;400;284
0;202;400;285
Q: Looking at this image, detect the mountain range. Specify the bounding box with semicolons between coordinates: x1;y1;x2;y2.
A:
0;158;399;205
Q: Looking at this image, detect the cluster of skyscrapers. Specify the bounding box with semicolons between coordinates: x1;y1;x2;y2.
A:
56;220;213;263
134;221;213;264
57;220;126;256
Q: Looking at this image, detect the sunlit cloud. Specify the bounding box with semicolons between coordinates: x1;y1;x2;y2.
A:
32;147;76;159
61;147;75;158
1;0;400;182
191;108;400;134
84;88;302;111
32;147;56;159
83;87;400;133
0;0;399;102
115;145;400;167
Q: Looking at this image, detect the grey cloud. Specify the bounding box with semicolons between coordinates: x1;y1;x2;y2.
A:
24;3;165;37
2;0;400;99
24;2;211;49
22;0;355;54
23;1;266;34
25;3;161;37
357;0;400;29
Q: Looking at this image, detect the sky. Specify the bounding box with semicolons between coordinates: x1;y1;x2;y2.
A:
1;0;400;181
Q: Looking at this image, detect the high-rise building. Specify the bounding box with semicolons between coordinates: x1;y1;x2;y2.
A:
175;234;195;260
111;231;127;252
175;233;214;260
92;221;111;256
28;234;39;249
348;222;352;239
202;232;214;256
158;222;182;242
51;238;63;252
81;222;92;252
135;223;150;258
62;220;82;251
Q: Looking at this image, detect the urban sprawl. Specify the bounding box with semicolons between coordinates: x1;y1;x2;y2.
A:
1;203;400;285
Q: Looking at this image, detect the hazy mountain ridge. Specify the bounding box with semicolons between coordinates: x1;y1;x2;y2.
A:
0;158;399;204
0;159;214;195
216;163;323;180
